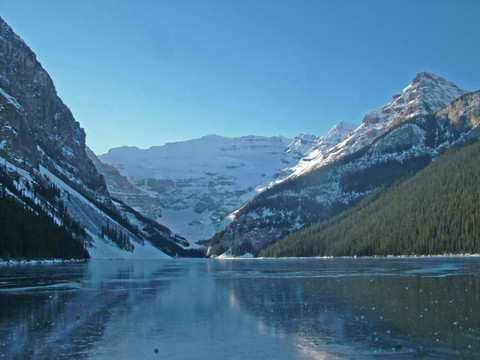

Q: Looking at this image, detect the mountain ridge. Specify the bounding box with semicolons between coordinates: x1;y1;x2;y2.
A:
260;139;480;257
0;17;107;201
275;72;467;184
96;71;477;256
208;74;478;256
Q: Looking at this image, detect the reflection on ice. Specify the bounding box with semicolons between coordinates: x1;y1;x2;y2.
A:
406;262;462;276
84;261;312;360
0;257;479;359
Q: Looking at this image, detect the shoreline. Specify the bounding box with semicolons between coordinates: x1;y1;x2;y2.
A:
0;258;89;266
2;253;479;265
212;253;480;260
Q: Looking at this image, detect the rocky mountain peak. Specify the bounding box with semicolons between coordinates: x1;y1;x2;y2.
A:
210;83;479;256
277;74;467;183
0;17;191;259
277;122;357;182
363;72;466;126
325;121;357;139
410;71;454;87
285;133;318;156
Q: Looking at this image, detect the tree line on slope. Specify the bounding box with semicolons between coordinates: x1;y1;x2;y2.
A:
101;220;134;251
0;164;89;260
0;193;89;260
260;140;480;257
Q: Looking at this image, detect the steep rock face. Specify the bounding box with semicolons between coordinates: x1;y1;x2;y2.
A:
209;75;476;256
0;17;188;259
436;91;480;135
86;147;161;221
363;72;466;126
0;18;107;200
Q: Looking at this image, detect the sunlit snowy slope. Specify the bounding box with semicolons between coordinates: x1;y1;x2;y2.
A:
100;135;301;243
98;124;357;244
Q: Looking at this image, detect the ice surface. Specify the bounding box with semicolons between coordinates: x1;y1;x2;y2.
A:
0;257;478;359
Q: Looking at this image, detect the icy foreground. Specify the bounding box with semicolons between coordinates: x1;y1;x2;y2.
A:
1;258;479;359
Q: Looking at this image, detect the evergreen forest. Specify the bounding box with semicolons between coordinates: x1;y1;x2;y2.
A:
0;194;89;260
260;140;480;257
0;164;89;261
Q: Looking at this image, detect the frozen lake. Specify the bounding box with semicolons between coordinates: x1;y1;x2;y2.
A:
0;257;479;359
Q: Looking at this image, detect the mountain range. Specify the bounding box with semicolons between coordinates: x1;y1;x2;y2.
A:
209;74;479;256
96;70;479;257
96;125;356;244
0;16;478;260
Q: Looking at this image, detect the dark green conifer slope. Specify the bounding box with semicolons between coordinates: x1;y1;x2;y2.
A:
0;194;89;260
260;140;480;257
0;165;89;261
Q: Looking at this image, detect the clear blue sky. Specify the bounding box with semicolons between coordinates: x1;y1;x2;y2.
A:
1;0;479;154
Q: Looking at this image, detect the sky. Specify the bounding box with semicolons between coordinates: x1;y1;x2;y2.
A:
1;0;479;155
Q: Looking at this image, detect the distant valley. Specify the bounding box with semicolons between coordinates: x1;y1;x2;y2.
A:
95;123;356;244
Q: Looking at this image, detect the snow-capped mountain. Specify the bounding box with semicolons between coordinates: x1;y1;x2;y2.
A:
98;124;357;245
277;72;466;182
209;74;478;256
278;122;357;181
0;17;190;259
99;135;304;243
